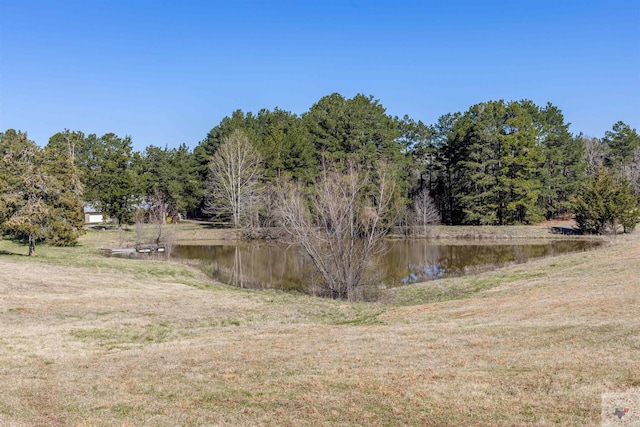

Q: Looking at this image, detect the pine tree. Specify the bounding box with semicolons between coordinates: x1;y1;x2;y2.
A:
254;108;317;183
431;112;464;224
456;101;504;225
194;110;259;181
529;103;586;219
303;93;402;169
442;101;547;225
603;121;640;167
498;102;545;224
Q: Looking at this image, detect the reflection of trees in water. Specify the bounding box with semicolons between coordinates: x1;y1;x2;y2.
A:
401;262;446;284
383;240;594;285
384;241;444;284
173;243;313;290
172;240;598;291
384;241;522;284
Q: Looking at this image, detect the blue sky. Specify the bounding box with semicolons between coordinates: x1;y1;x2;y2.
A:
1;0;639;151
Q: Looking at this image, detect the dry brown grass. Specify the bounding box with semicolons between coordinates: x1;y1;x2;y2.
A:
0;225;638;426
395;221;591;240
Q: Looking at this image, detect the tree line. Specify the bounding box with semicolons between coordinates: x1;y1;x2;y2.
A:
2;93;639;256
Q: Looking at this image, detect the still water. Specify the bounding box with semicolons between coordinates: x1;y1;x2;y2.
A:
171;239;601;291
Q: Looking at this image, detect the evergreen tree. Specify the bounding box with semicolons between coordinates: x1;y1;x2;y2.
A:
1;130;84;254
302;93;350;163
302;93;409;210
526;102;586;219
574;168;640;234
80;133;138;226
194;110;259;181
455;101;505;224
193;110;259;216
303;93;402;169
603;121;640;168
602;121;640;194
499;101;545;224
47;129;86;166
136;144;202;220
444;100;546;225
431;112;463;224
0;130;49;255
396;115;438;195
43;135;85;245
254;108;317;183
171;144;204;217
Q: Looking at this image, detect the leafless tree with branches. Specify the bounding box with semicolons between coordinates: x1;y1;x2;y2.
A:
622;147;640;194
411;188;440;235
278;161;399;301
205;130;263;228
582;136;607;176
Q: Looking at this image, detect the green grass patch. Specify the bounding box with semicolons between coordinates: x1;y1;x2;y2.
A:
334;310;385;325
70;322;190;349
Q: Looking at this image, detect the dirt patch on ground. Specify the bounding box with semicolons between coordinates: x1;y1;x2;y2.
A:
535;218;577;228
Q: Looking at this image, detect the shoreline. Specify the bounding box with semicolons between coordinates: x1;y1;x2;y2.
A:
84;220;607;247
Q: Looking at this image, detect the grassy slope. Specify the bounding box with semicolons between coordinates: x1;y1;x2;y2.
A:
0;225;638;426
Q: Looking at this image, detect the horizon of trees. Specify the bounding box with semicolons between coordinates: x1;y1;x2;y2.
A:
2;92;640;255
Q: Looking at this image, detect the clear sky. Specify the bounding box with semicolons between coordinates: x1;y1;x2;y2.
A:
1;0;639;151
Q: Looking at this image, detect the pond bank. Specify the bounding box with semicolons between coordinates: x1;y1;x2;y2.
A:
390;220;605;240
158;219;604;245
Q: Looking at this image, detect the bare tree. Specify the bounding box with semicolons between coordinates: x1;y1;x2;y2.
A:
622;147;640;194
278;161;399;301
412;188;440;235
148;190;169;245
134;207;148;247
582;136;607;176
133;191;167;247
205;130;263;228
259;182;278;228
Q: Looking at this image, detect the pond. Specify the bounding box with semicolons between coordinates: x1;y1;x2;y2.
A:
169;239;601;292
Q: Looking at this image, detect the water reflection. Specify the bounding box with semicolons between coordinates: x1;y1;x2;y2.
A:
171;239;600;291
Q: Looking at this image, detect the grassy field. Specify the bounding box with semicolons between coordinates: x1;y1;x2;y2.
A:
0;223;638;426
